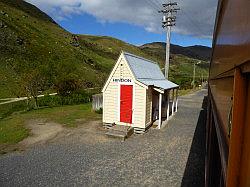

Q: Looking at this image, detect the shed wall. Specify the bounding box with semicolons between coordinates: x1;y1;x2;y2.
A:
103;56;146;128
132;85;146;128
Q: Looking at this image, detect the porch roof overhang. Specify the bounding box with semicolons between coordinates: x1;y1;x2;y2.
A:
138;79;179;93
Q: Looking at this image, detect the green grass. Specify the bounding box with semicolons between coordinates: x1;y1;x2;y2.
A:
21;103;102;127
0;103;101;148
0;118;29;144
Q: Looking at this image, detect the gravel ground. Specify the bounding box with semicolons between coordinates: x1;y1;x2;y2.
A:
0;89;207;186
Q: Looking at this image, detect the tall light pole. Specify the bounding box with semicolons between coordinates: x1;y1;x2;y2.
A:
159;1;180;79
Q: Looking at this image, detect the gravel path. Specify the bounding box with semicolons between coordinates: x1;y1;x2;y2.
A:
0;89;207;186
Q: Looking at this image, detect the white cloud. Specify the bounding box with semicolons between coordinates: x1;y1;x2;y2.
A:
26;0;218;38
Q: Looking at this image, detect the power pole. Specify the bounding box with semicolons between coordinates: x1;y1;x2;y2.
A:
192;62;196;89
159;1;180;79
192;61;201;89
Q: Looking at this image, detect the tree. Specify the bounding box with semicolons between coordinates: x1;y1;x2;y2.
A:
54;73;81;96
20;69;46;109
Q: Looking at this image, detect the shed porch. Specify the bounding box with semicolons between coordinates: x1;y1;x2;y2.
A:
152;87;179;129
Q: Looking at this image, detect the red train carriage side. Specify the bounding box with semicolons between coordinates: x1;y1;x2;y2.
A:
207;0;250;186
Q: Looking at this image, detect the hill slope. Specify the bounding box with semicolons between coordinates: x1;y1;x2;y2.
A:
0;0;210;99
140;42;212;61
0;0;117;98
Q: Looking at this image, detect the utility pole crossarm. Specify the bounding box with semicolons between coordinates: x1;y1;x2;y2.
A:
163;2;177;6
159;1;180;79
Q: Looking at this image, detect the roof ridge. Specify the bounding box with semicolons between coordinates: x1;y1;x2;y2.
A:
123;51;157;65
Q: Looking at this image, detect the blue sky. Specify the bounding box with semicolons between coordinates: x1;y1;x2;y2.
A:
59;13;212;47
27;0;217;47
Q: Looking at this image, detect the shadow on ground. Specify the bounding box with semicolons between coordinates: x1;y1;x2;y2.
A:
181;96;207;187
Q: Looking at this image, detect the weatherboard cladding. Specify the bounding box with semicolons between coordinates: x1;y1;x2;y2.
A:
123;52;179;90
103;55;145;128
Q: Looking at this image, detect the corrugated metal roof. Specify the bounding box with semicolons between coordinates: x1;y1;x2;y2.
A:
138;79;179;90
123;52;179;90
124;52;165;80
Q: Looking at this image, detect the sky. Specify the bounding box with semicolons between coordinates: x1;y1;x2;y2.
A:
26;0;218;47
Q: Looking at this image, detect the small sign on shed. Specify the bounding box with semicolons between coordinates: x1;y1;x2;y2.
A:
102;51;179;133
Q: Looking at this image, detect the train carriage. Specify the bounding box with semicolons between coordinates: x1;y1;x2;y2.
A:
206;0;250;186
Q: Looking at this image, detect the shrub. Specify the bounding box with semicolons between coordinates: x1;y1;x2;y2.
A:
38;91;93;107
95;108;103;114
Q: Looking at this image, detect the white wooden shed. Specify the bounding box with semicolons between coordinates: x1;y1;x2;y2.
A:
102;52;179;133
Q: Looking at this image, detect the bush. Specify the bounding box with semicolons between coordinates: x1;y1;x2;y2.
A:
38;91;93;107
95;108;103;114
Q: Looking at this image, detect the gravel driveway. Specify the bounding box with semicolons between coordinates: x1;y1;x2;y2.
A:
0;89;207;186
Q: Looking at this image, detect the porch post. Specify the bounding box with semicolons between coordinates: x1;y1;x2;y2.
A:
158;93;162;129
171;89;174;116
175;89;178;112
167;91;170;120
173;89;176;112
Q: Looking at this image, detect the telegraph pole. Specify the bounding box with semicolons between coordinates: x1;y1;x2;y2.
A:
192;62;196;89
159;1;180;79
192;61;201;89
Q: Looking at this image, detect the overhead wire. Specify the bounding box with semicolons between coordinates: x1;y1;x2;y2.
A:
145;0;161;12
151;0;163;9
180;9;206;42
147;0;205;46
169;7;207;47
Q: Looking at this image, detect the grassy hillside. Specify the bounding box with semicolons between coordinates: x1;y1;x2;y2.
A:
0;0;113;98
0;0;209;99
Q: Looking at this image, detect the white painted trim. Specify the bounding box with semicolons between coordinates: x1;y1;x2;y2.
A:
102;91;105;123
172;89;176;113
135;80;148;89
158;93;162;129
102;55;123;93
117;83;120;123
132;83;136;124
167;91;170;120
175;89;179;112
102;52;137;93
102;52;152;94
153;87;164;94
171;89;174;116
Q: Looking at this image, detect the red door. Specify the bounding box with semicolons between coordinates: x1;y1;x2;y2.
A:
120;85;133;124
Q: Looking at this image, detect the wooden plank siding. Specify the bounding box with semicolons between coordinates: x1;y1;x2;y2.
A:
133;84;146;128
103;83;118;124
103;55;147;128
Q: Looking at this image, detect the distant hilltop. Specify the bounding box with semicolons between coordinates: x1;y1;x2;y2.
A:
140;42;212;61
